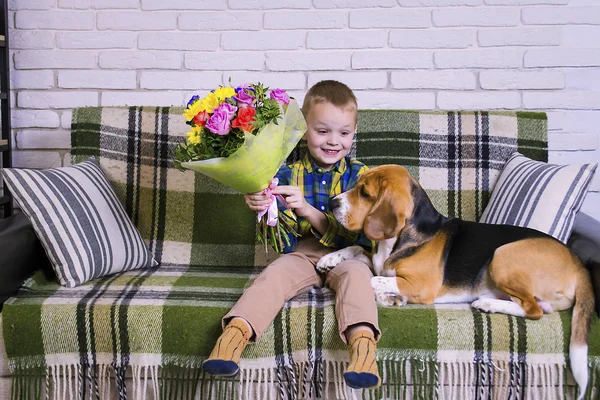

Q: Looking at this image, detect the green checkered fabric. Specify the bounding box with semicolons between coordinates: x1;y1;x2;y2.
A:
3;107;599;400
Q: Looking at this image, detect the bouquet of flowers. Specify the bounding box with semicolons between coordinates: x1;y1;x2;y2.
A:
174;82;307;253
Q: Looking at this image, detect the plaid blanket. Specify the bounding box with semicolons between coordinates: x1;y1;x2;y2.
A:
3;107;599;400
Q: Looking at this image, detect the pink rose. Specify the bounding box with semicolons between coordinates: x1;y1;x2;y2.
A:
205;110;231;136
269;88;290;105
234;89;255;108
214;102;237;121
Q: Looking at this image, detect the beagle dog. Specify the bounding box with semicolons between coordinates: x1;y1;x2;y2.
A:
316;164;594;400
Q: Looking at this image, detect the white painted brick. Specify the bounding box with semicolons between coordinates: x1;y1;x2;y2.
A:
433;8;519;27
142;0;226;10
179;12;261;31
525;49;600;67
353;50;433;69
400;0;482;5
12;151;62;169
522;7;600;25
308;71;388;90
101;91;184;106
61;111;72;129
139;33;218;51
565;69;600;91
435;49;522;69
549;132;598;151
59;0;90;9
16;130;71;149
224;73;305;90
8;0;55;10
229;0;312;9
355;91;435;109
478;27;560;47
12;110;60;129
438;91;521;109
18;91;99;109
10;31;54;49
222;32;305;51
523;91;600;109
90;0;139;9
15;50;97;69
58;70;137;89
63;153;72;167
307;31;386;49
99;51;181;69
186;52;264;71
16;11;94;30
349;9;430;28
480;70;564;89
314;0;396;8
140;72;222;90
266;51;351;71
548;111;600;133
485;0;568;4
549;150;599;166
580;193;600;221
97;11;177;31
391;70;476;90
389;29;475;49
569;0;598;5
264;11;347;30
11;70;54;90
562;26;600;48
57;32;137;49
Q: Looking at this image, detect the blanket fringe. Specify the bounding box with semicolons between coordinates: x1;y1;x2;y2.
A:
8;356;600;399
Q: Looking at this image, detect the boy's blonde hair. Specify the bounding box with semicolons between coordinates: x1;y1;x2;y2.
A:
302;80;358;121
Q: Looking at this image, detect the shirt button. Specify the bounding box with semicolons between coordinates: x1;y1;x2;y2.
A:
320;206;325;211
321;180;326;185
317;168;323;173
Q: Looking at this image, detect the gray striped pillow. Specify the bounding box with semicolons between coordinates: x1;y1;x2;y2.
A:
480;152;597;243
1;158;157;287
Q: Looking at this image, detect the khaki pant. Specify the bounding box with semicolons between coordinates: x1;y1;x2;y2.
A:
223;238;380;344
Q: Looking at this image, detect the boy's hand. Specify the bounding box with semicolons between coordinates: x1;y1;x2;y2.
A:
244;191;271;212
273;185;311;217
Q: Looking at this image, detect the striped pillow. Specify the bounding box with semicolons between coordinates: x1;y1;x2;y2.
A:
480;152;597;243
1;158;157;287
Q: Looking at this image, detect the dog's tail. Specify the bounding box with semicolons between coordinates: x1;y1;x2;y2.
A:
570;262;595;400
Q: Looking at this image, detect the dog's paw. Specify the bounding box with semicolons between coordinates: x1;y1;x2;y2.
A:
316;246;368;273
316;250;345;273
470;298;526;317
371;276;407;307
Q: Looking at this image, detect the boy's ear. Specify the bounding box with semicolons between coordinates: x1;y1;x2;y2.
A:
301;132;307;140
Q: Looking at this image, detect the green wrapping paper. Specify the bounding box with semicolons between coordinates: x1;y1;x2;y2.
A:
181;99;307;194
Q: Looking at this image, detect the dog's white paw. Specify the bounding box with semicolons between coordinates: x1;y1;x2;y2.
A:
471;298;526;317
371;276;407;307
316;246;369;273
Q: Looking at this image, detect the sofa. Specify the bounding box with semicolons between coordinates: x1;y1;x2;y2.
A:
1;107;599;400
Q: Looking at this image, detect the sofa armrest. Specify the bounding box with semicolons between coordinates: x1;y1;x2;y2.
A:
568;211;600;316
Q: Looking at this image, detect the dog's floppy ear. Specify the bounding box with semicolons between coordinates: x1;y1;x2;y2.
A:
363;178;407;241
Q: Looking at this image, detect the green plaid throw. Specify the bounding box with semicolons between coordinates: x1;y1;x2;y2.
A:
3;107;599;400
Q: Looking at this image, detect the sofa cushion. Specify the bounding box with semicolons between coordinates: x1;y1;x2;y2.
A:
480;152;597;243
0;212;49;309
0;158;157;287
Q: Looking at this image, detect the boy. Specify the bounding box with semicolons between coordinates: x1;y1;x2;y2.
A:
202;80;381;390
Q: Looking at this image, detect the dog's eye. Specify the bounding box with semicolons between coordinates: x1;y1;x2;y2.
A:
359;186;370;198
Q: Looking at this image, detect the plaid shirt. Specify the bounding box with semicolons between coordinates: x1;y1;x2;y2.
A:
275;153;372;253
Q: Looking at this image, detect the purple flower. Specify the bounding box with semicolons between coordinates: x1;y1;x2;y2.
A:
234;89;255;108
205;110;231;136
214;102;237;121
269;88;290;105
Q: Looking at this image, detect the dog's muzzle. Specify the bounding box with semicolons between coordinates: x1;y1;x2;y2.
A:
330;193;349;227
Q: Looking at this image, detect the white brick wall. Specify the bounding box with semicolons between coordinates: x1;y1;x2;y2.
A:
5;2;600;220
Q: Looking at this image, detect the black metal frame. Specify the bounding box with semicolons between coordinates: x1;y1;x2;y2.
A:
0;0;11;218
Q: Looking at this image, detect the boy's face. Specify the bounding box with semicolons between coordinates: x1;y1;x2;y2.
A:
303;101;356;171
